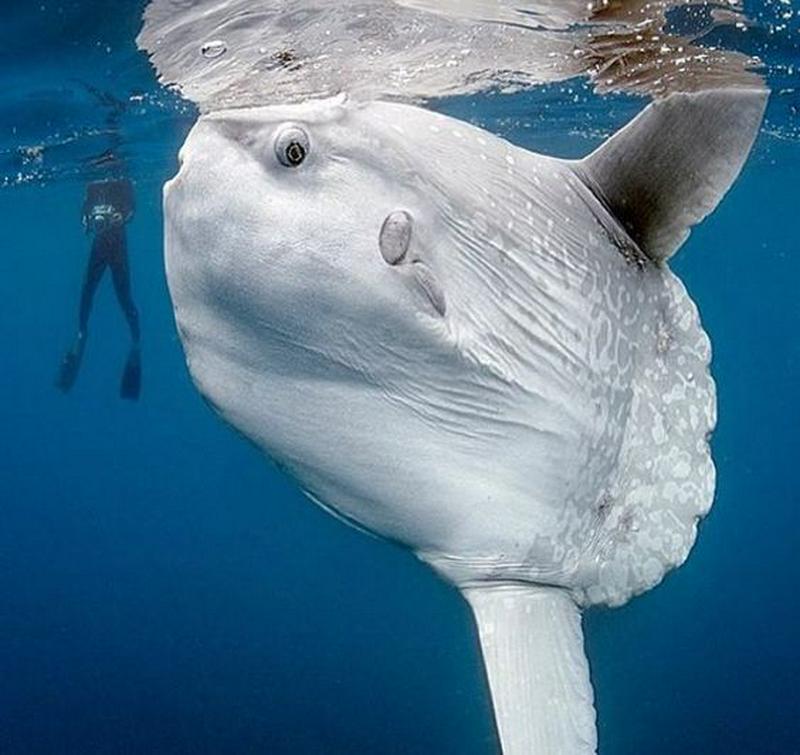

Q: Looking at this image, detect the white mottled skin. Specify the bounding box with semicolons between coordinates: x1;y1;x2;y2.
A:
164;92;764;753
167;96;712;598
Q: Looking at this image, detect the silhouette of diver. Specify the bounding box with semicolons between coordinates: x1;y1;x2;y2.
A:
57;83;142;400
56;175;141;399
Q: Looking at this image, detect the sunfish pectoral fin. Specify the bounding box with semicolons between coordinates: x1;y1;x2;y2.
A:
463;584;597;755
576;86;768;263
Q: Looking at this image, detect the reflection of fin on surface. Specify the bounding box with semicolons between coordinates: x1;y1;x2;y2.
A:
120;347;141;401
56;333;86;393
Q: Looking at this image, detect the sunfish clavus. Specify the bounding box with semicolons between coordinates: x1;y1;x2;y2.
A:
164;87;767;753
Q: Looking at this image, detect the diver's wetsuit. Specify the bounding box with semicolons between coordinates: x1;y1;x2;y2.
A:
57;177;142;399
79;223;140;342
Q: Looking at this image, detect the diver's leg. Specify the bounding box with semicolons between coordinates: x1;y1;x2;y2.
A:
110;249;141;400
109;249;140;343
56;248;107;392
78;246;107;335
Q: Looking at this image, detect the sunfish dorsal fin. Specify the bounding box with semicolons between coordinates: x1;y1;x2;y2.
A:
577;87;768;262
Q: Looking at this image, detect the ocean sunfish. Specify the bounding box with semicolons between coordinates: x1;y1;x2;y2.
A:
164;87;767;753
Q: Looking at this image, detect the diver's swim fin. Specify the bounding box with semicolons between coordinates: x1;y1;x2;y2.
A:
120;346;141;401
56;332;87;393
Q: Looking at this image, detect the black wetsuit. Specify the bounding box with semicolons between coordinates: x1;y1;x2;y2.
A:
79;221;140;344
57;177;141;399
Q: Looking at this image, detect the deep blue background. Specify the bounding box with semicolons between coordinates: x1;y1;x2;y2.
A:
1;2;798;753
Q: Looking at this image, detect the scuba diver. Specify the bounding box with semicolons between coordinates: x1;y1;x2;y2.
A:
56;176;141;399
56;84;141;400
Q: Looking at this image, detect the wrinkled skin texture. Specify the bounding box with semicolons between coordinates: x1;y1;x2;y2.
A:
165;96;714;606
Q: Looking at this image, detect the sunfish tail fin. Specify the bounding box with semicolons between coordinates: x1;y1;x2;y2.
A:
577;87;768;263
463;584;596;755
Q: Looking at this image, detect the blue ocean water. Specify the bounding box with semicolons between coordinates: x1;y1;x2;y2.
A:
1;2;798;754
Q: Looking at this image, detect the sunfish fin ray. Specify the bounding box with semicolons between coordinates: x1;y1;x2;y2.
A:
463;584;596;755
576;87;768;262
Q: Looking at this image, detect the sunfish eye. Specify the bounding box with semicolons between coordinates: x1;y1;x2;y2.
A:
274;126;310;167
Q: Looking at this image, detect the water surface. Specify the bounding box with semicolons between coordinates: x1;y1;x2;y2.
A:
1;1;798;753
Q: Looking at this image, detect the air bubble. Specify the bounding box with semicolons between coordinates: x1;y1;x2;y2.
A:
201;40;227;59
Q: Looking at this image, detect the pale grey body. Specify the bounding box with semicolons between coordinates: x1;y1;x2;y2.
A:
165;89;766;753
